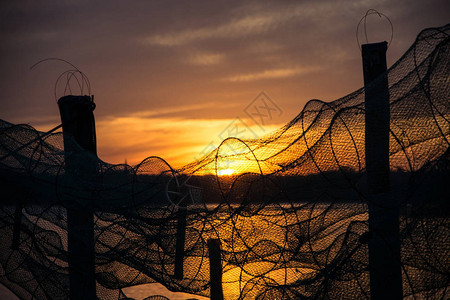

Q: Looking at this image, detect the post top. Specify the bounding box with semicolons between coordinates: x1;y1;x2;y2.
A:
207;239;222;247
57;95;95;111
361;41;388;53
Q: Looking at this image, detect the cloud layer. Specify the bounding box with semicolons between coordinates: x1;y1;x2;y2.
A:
0;0;448;165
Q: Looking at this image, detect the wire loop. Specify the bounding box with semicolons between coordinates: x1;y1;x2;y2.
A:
356;9;394;51
30;58;92;102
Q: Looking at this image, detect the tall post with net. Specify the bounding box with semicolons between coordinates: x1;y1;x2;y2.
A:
58;95;97;299
362;41;403;298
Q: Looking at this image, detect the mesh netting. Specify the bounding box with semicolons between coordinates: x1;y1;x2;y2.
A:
0;24;449;299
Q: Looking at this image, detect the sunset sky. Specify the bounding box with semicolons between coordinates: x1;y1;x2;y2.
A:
0;0;448;168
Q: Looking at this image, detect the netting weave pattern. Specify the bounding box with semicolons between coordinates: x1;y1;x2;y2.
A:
0;25;449;299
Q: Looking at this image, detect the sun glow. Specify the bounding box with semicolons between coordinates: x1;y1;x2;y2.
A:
95;116;283;168
217;168;235;176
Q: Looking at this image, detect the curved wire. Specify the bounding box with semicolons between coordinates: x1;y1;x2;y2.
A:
30;58;92;101
356;9;394;51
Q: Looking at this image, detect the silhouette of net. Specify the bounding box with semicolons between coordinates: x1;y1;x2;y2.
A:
0;24;449;299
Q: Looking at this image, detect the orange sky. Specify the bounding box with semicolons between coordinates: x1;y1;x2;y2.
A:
0;1;448;169
96;113;284;167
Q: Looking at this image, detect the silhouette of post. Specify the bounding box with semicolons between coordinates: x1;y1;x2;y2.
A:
11;202;23;250
58;95;97;300
207;239;224;300
362;42;403;299
174;203;187;279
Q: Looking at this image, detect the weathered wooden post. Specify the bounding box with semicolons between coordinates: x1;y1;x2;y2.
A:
207;239;224;300
11;202;23;250
362;42;403;299
58;95;97;299
174;203;188;279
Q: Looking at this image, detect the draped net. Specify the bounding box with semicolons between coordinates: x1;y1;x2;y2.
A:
0;24;449;299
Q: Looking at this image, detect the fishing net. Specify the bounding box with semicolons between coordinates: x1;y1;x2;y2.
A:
0;24;449;299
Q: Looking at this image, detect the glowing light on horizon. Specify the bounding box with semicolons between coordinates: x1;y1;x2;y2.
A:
217;168;235;176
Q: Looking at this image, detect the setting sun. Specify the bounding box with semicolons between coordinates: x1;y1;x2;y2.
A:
217;168;235;176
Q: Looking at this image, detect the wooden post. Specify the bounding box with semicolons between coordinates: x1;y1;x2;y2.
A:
174;204;187;279
11;202;23;250
58;95;97;300
362;42;403;299
207;239;224;300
